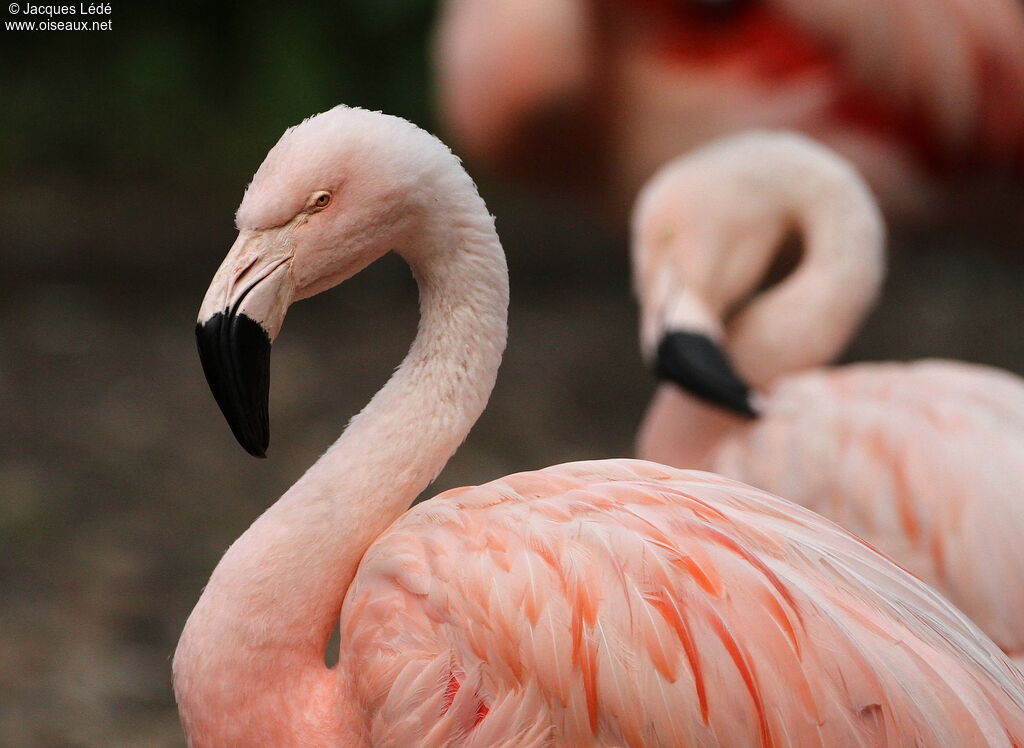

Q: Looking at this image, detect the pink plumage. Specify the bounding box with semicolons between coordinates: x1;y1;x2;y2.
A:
708;362;1024;659
345;459;1024;746
177;108;1024;745
434;0;1024;213
634;130;1024;663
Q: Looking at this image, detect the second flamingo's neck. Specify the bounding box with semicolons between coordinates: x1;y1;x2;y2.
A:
173;172;508;744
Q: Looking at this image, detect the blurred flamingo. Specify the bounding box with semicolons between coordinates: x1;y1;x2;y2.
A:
174;107;1024;746
633;130;1024;663
435;0;1024;214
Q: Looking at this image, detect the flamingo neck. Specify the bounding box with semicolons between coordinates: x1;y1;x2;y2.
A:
725;150;886;387
635;135;886;390
173;174;508;745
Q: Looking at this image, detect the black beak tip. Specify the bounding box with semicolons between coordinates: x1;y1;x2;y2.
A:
729;394;758;419
655;331;758;419
240;437;268;460
196;312;272;457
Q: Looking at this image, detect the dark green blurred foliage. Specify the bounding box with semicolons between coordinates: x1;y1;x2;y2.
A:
1;1;438;195
0;1;444;284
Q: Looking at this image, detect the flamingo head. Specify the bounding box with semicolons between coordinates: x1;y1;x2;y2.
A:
196;106;453;456
632;131;885;418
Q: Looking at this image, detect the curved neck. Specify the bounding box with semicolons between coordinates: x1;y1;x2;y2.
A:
173;179;508;744
726;160;885;386
636;135;887;390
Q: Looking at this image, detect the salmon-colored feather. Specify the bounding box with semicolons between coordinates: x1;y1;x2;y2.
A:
707;362;1024;658
345;461;1024;746
634;132;1024;665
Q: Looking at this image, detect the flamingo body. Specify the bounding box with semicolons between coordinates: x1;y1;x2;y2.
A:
342;459;1024;746
631;131;1024;666
178;108;1024;746
643;361;1024;661
435;0;1024;212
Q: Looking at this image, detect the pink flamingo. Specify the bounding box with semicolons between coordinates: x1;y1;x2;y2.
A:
633;130;1024;664
175;106;1024;746
434;0;1024;213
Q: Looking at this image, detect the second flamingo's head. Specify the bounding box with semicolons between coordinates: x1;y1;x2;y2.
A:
632;131;886;417
196;106;465;457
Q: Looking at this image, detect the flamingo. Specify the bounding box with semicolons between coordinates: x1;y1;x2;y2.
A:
434;0;1024;214
632;130;1024;665
174;106;1024;746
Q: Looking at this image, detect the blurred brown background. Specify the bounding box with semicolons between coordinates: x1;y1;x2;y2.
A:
1;3;1022;745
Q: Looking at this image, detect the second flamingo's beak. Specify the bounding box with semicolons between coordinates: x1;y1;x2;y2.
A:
656;331;758;419
196;231;294;457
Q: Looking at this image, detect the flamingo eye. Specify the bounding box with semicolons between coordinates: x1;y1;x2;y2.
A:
312;192;332;209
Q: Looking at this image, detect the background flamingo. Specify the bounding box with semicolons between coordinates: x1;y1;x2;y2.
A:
175;105;1024;745
434;0;1024;215
633;130;1024;663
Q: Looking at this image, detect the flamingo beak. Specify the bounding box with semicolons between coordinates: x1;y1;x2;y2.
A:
655;331;758;418
196;231;294;457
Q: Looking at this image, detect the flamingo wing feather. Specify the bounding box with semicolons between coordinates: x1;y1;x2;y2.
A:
339;459;1024;746
711;361;1024;660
